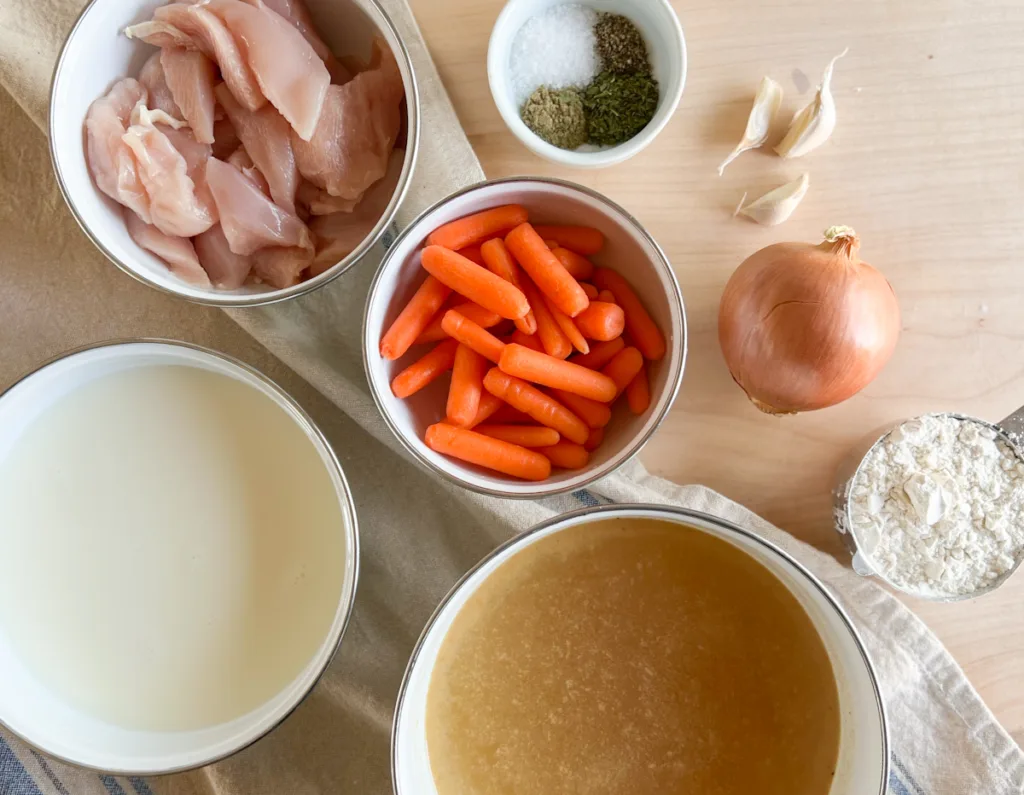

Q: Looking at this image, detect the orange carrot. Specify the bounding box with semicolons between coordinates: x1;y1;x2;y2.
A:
447;344;489;427
457;244;485;265
427;205;529;251
542;294;590;354
415;301;502;344
425;422;551;481
533;225;604;256
380;275;452;360
521;278;571;359
499;344;617;402
592;268;666;360
574;301;626;342
507;329;545;352
626;363;651;414
483;369;589;445
421;245;530;320
468;392;505;428
475;424;561;448
550;389;613;429
584;427;605;452
602;346;645;398
597;289;616;304
538;441;591;470
441;310;506;363
543;239;559;249
490;403;533;424
505;223;590;317
580;282;599;300
550;247;595;281
390;339;458;398
569;338;626;371
480;238;538;335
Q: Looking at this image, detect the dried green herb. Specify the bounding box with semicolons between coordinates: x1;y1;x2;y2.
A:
594;13;651;75
520;86;589;150
583;71;659;146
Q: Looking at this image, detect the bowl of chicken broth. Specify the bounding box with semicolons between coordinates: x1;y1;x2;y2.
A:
49;0;419;306
393;505;889;795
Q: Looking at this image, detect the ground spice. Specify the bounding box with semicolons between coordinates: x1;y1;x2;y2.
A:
583;71;659;146
520;86;589;150
594;13;650;75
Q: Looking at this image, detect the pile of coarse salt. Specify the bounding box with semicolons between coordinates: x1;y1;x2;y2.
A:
510;4;600;108
849;414;1024;598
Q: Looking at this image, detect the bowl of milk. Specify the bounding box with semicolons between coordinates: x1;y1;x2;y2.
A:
0;340;359;773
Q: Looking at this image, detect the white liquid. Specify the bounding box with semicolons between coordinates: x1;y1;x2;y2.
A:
0;365;346;732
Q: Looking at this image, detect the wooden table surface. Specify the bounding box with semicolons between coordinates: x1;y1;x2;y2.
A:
409;0;1024;741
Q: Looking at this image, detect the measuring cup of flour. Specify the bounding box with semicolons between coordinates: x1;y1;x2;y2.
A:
833;406;1024;601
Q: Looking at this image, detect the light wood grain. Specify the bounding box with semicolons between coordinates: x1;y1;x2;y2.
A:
408;0;1024;737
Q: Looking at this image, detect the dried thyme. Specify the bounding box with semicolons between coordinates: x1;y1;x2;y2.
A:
594;13;651;75
583;71;659;146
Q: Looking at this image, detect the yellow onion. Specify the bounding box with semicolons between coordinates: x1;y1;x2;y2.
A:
718;226;900;414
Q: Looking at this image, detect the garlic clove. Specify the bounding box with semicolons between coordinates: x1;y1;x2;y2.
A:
717;77;784;176
775;48;848;159
737;173;810;226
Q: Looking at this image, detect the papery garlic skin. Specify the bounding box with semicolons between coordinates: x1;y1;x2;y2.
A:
738;173;810;226
717;77;784;176
775;49;848;159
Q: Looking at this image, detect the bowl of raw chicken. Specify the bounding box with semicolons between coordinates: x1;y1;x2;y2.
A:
50;0;419;306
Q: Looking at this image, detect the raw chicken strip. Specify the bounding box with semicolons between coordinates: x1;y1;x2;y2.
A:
212;116;241;159
161;48;217;144
309;148;403;275
252;242;314;288
214;83;298;213
297;181;357;215
193;224;253;288
124;208;210;287
124;20;196;50
291;41;403;200
154;3;266;111
226;146;272;196
204;0;329;141
205;157;312;255
250;0;349;83
138;53;183;120
122;122;216;237
84;78;152;223
159;124;217;215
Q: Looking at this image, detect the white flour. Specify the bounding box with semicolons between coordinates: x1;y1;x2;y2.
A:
849;414;1024;598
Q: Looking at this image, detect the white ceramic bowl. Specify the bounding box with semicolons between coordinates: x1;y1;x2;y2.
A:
487;0;686;168
49;0;420;307
363;177;687;498
393;505;890;795
0;340;359;774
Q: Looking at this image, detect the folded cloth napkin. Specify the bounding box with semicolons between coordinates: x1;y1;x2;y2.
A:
1;0;1023;793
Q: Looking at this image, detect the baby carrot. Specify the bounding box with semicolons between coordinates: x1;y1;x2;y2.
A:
584;427;605;452
483;369;589;445
380;275;452;360
569;338;626;371
507;329;545;352
505;223;590;318
390;339;458;398
602;346;645;398
521;278;571;359
421;245;530;320
467;392;505;428
533;225;604;256
550;389;613;429
580;282;599;300
542;294;590;355
457;244;485;265
416;301;502;344
550;247;595;281
490;403;533;424
574;301;626;342
481;238;538;335
441;310;506;363
537;441;591;470
475;424;561;448
499;344;617;403
597;289;616;304
447;344;489;427
626;363;651;414
592;268;666;360
543;239;559;249
425;422;551;481
428;205;529;251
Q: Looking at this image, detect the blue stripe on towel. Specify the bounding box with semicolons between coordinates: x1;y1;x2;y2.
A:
0;735;42;795
100;776;126;795
128;778;154;795
888;768;911;795
27;751;68;795
891;755;926;795
571;489;600;508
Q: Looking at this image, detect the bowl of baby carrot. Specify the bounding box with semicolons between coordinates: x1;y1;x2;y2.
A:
363;177;686;497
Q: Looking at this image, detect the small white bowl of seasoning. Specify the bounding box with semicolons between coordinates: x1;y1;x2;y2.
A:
487;0;686;168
